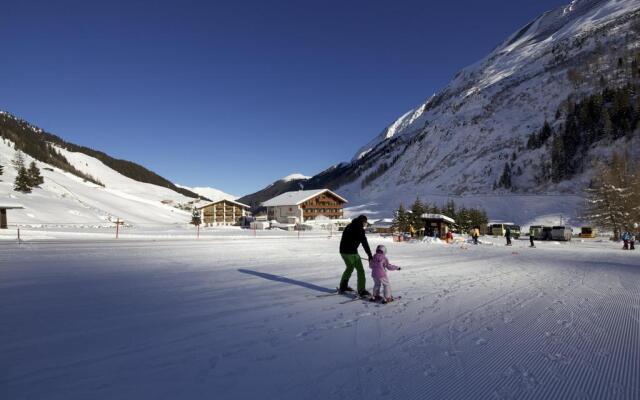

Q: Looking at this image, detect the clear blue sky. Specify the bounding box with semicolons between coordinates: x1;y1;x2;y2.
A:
1;0;563;196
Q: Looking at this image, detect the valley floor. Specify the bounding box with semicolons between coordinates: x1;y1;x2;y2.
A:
1;233;639;399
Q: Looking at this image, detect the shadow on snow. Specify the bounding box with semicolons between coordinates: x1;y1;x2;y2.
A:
237;269;335;294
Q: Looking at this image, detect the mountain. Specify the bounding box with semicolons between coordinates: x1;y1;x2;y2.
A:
237;173;310;212
176;185;238;203
241;0;640;227
0;111;201;199
0;112;214;225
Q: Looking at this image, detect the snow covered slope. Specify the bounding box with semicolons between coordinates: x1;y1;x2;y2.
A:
237;173;311;210
0;138;192;225
280;173;311;182
334;0;640;225
3;235;639;399
176;184;238;202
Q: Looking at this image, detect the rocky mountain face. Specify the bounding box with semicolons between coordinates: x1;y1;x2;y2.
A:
242;0;640;225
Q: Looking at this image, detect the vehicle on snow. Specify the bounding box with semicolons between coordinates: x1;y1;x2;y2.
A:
580;226;597;238
551;226;573;241
488;223;520;239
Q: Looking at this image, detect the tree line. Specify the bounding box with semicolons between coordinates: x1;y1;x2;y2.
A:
583;151;639;239
392;198;488;234
526;82;640;184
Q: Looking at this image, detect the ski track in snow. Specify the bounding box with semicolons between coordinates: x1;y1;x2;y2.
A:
1;234;639;399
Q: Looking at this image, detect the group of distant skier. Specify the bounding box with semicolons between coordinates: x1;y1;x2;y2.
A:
622;231;636;250
337;216;637;302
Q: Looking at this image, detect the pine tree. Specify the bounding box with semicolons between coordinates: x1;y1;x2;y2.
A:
540;121;553;143
456;207;471;233
27;161;44;187
443;199;456;220
499;162;512;189
393;204;410;233
11;150;25;171
409;197;426;230
551;135;565;182
191;208;202;226
14;166;32;193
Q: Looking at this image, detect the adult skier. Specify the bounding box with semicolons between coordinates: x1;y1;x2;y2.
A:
472;227;480;245
505;225;512;246
529;227;535;247
338;215;373;297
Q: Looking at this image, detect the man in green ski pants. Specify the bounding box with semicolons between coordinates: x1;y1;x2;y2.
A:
339;215;373;297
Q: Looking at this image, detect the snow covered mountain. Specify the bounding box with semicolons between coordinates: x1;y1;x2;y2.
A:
256;0;640;226
0;112;219;226
176;185;238;203
237;173;310;211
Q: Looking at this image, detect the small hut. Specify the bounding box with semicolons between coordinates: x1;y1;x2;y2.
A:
0;205;25;229
421;213;455;239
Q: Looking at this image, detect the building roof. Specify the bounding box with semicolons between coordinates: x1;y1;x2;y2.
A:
196;199;250;209
420;213;455;224
262;189;348;207
373;219;394;227
0;204;25;210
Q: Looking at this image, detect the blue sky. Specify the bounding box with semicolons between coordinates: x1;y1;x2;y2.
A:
1;0;563;195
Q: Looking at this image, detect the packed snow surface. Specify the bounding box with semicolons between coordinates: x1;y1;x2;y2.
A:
0;139;191;225
2;229;639;399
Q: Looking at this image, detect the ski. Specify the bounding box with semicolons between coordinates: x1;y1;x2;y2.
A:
339;294;370;304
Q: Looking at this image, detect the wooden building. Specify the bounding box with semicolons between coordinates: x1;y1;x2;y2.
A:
262;189;348;224
196;199;250;226
373;218;395;234
421;213;455;238
0;205;24;229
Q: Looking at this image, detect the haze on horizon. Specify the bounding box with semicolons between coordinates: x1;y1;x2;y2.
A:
1;0;563;196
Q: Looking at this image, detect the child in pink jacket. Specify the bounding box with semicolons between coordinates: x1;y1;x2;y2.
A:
369;245;401;303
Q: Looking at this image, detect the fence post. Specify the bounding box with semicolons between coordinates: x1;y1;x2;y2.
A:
116;218;120;239
17;227;21;243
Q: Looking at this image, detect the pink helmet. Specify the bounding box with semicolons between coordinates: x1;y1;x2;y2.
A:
376;245;387;254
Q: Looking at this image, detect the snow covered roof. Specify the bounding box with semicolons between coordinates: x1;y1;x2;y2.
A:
0;204;25;209
373;219;394;227
196;199;249;209
421;213;455;224
262;189;348;207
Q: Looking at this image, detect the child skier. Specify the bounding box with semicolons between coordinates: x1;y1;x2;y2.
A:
622;231;630;250
369;245;401;303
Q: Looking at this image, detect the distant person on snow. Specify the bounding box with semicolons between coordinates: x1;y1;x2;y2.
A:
529;228;535;248
446;230;454;244
622;231;630;250
338;215;373;297
471;227;480;245
369;245;400;303
505;226;512;246
630;233;636;250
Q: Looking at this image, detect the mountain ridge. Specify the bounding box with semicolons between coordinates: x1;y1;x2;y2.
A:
239;0;640;226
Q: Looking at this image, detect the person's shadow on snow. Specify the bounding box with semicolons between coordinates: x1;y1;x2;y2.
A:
237;269;335;294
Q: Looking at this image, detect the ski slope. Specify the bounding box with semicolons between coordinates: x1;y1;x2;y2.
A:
2;232;638;399
0;138;192;225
